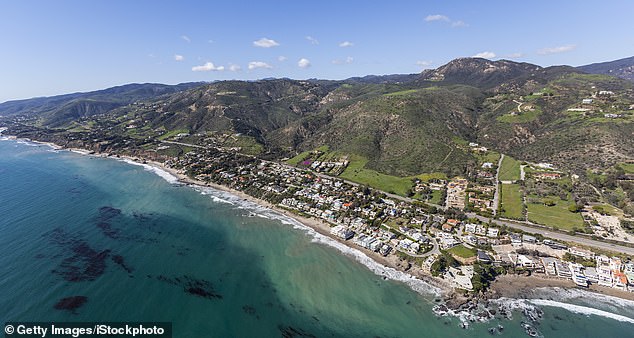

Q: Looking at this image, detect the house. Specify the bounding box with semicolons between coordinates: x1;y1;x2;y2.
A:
555;261;573;279
477;251;492;263
464;223;478;234
613;271;628;291
486;227;499;238
534;172;562;180
446;219;460;227
522;234;537;243
510;234;522;245
541;257;558;276
482;162;494;169
624;263;634;287
584;267;599;284
582;98;594;104
442;223;454;232
568;247;595;260
511;254;537;269
446;266;474;291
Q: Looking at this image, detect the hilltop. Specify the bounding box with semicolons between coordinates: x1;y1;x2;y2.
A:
578;56;634;82
1;57;633;180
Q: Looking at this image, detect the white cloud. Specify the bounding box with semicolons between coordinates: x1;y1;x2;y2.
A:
207;39;214;44
298;58;311;69
339;41;354;48
538;44;576;55
181;35;191;43
473;51;496;59
425;14;450;22
425;14;467;27
306;36;319;45
228;64;241;72
506;52;524;59
416;60;433;67
174;54;184;61
332;56;354;65
278;56;287;62
192;62;224;72
253;37;279;48
248;61;273;70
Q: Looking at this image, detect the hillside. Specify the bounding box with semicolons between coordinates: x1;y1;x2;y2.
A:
1;58;633;181
0;82;202;126
579;56;634;82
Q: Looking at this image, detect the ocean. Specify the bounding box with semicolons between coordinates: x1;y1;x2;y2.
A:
1;138;634;337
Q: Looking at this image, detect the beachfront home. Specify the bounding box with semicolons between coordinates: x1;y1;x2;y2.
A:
612;271;628;291
584;267;600;284
446;266;474;291
625;263;634;289
568;247;596;260
541;257;558;276
556;261;573;279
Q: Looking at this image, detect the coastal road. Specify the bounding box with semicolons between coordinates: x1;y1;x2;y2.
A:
163;139;634;256
469;213;634;256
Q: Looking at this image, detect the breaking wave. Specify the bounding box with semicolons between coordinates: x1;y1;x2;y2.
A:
119;158;180;184
528;299;634;324
193;186;442;296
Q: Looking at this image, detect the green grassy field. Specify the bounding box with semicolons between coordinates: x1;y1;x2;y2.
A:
384;89;420;97
429;190;443;205
340;155;414;195
158;128;189;140
499;156;521;181
500;184;524;219
496;106;542;123
448;244;477;258
526;196;585;230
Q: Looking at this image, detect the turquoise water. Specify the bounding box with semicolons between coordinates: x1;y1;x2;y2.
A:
1;139;634;337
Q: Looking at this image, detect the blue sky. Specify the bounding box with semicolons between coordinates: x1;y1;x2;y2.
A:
1;0;634;102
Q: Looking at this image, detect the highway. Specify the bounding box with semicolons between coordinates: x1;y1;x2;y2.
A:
469;213;634;256
162;139;634;256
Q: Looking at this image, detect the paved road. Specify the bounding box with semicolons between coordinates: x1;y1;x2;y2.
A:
163;140;634;256
468;213;634;256
492;154;504;216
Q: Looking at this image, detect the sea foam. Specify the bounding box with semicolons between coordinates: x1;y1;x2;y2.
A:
193;186;442;297
528;299;634;324
119;158;180;184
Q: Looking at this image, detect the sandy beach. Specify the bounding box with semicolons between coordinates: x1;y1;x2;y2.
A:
146;158;454;295
9;137;634;304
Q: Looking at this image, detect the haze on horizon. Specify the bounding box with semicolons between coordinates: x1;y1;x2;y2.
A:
1;0;634;103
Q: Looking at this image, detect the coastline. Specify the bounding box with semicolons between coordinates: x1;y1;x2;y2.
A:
146;158;454;296
6;136;634;308
489;274;634;302
14;135;452;297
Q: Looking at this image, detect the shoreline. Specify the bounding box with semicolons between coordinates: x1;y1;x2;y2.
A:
147;159;454;296
489;274;634;302
13;136;452;297
5;136;634;306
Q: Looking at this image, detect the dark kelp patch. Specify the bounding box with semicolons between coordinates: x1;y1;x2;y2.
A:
47;228;111;282
278;325;316;338
112;255;133;274
54;296;88;313
151;274;223;300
